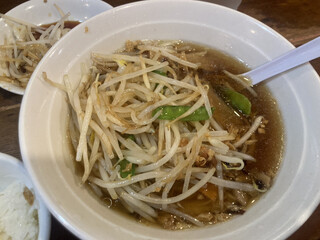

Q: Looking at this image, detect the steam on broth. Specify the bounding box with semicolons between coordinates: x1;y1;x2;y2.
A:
46;40;283;230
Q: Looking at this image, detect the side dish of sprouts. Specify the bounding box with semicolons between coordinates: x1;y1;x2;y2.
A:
0;6;76;92
44;40;279;229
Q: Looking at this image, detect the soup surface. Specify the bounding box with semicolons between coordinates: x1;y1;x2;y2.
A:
61;40;283;230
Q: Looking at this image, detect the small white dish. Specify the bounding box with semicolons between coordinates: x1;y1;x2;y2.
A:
0;152;51;240
0;0;113;95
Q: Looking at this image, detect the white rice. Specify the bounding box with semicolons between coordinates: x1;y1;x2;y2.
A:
0;181;39;240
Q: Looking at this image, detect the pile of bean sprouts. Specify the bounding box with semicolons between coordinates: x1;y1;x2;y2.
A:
0;6;71;89
45;40;264;227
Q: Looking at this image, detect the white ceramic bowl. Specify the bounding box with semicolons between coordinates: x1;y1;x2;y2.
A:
0;0;112;95
19;0;320;239
0;153;51;240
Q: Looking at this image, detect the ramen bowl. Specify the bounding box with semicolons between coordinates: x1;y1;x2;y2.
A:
19;0;320;239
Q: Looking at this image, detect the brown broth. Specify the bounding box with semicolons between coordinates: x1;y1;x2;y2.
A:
32;21;80;39
180;42;284;175
153;42;284;228
39;20;80;29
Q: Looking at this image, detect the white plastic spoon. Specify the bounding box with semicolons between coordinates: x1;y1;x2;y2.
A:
226;36;320;86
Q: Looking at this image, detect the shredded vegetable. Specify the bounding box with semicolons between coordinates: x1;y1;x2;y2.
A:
152;106;215;121
118;159;137;178
216;85;251;115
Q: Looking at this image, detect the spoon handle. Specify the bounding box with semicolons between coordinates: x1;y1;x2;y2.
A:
244;36;320;85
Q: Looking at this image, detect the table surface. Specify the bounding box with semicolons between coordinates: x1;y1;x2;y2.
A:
1;0;320;239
